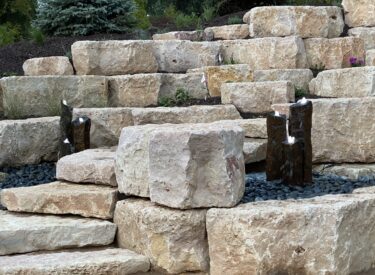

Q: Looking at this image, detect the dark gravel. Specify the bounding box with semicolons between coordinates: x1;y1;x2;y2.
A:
241;172;375;203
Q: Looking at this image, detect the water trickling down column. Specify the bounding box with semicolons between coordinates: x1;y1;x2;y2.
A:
59;100;73;158
72;116;91;152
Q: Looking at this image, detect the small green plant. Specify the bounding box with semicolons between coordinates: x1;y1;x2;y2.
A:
175;88;191;105
174;12;199;29
164;4;178;20
0;24;19;47
201;6;217;22
158;96;174;107
349;56;365;67
295;87;307;98
223;54;237;65
227;16;243;25
29;28;45;45
311;63;326;77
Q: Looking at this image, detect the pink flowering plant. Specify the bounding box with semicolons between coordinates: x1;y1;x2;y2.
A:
349;56;365;67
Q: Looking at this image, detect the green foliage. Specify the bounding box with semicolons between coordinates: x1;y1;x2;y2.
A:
158;88;191;107
223;55;237;65
0;24;19;46
295;87;307;98
311;63;326;77
201;0;218;22
29;28;45;45
134;0;151;29
0;72;18;78
227;16;243;25
158;96;174;107
35;0;137;36
284;0;340;5
174;12;199;29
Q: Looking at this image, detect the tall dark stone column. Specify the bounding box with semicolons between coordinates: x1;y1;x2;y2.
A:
266;113;287;181
59;100;73;158
72;116;91;152
289;100;313;184
282;140;304;186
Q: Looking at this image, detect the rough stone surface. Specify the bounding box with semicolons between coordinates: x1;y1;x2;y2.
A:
152;40;220;72
23;56;74;76
220;36;307;70
272;98;375;163
114;199;209;274
204;24;249;40
309;67;375;97
0;248;150;275
0;76;108;118
349;27;375;50
0;117;59;166
0;181;118;219
314;164;375;181
207;193;375;275
221;81;295;113
0;210;116;255
243;11;251;24
108;74;161;107
304;37;365;69
342;0;375;28
243;138;267;164
72;40;158;75
148;123;245;209
213;118;267;138
366;50;375;66
152;30;212;41
56;148;117;186
249;6;344;38
202;65;253;97
254;69;314;92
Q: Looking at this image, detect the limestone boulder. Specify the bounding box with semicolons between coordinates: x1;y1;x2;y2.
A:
243;138;267;164
72;40;158;75
0;182;118;219
148;123;245;209
220;36;307;69
152;30;213;41
243;11;251;24
254;69;313;92
108;74;161;107
152;40;220;72
213;118;267;138
342;0;375;27
314;164;375;181
249;6;344;38
56;148;117;186
366;50;375;66
206;193;375;275
202;65;253;97
304;37;365;69
0;117;59;166
204;24;249;40
0;76;108;118
349;27;375;50
309;67;375;97
221;81;295;113
0;248;150;275
23;56;74;76
114;199;209;274
0;210;116;255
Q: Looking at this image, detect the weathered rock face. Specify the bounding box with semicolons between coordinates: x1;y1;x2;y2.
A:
0;248;151;275
254;69;313;92
249;6;344;38
204;24;249;40
56;148;117;186
220;36;307;69
0;76;108;118
0;210;116;255
304;37;365;69
243;138;267;164
0;182;118;219
206;193;375;275
342;0;375;27
152;40;220;72
202;65;253;97
243;11;251;24
314;164;375;181
213;118;267;139
349;27;375;50
221;81;295;113
108;74;161;107
114;199;209;274
0;117;59;166
148;123;245;209
152;30;213;41
72;40;158;75
159;73;209;99
366;50;375;66
309;67;375;97
23;56;74;76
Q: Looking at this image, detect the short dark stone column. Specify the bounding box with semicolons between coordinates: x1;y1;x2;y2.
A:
282;140;304;186
72;116;91;152
59;100;73;158
266;113;287;181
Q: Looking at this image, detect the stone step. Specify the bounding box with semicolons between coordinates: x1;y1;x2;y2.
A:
56;148;117;186
0;210;116;255
0;247;150;274
243;138;267;164
314;164;375;181
349;27;375;51
0;181;118;219
204;24;249;40
342;0;375;28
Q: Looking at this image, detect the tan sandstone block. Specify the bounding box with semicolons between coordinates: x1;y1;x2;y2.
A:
204;24;249;40
366;50;375;66
213;118;267;139
23;56;74;76
152;30;212;41
349;27;375;50
342;0;375;28
243;138;267;164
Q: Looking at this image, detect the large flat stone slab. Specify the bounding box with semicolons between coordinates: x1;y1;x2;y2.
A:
0;247;150;274
349;27;375;50
0;181;117;219
213;118;267;139
152;30;211;41
309;67;375;97
56;148;117;186
248;6;344;38
0;210;116;255
207;192;375;275
114;199;208;274
243;138;267;164
72;40;158;75
204;24;249;40
0;117;59;166
314;164;375;181
220;36;307;70
23;56;73;76
304;37;365;69
152;40;220;72
221;81;294;113
0;76;108;118
342;0;375;28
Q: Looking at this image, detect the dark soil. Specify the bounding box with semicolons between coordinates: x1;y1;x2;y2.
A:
173;96;222;107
